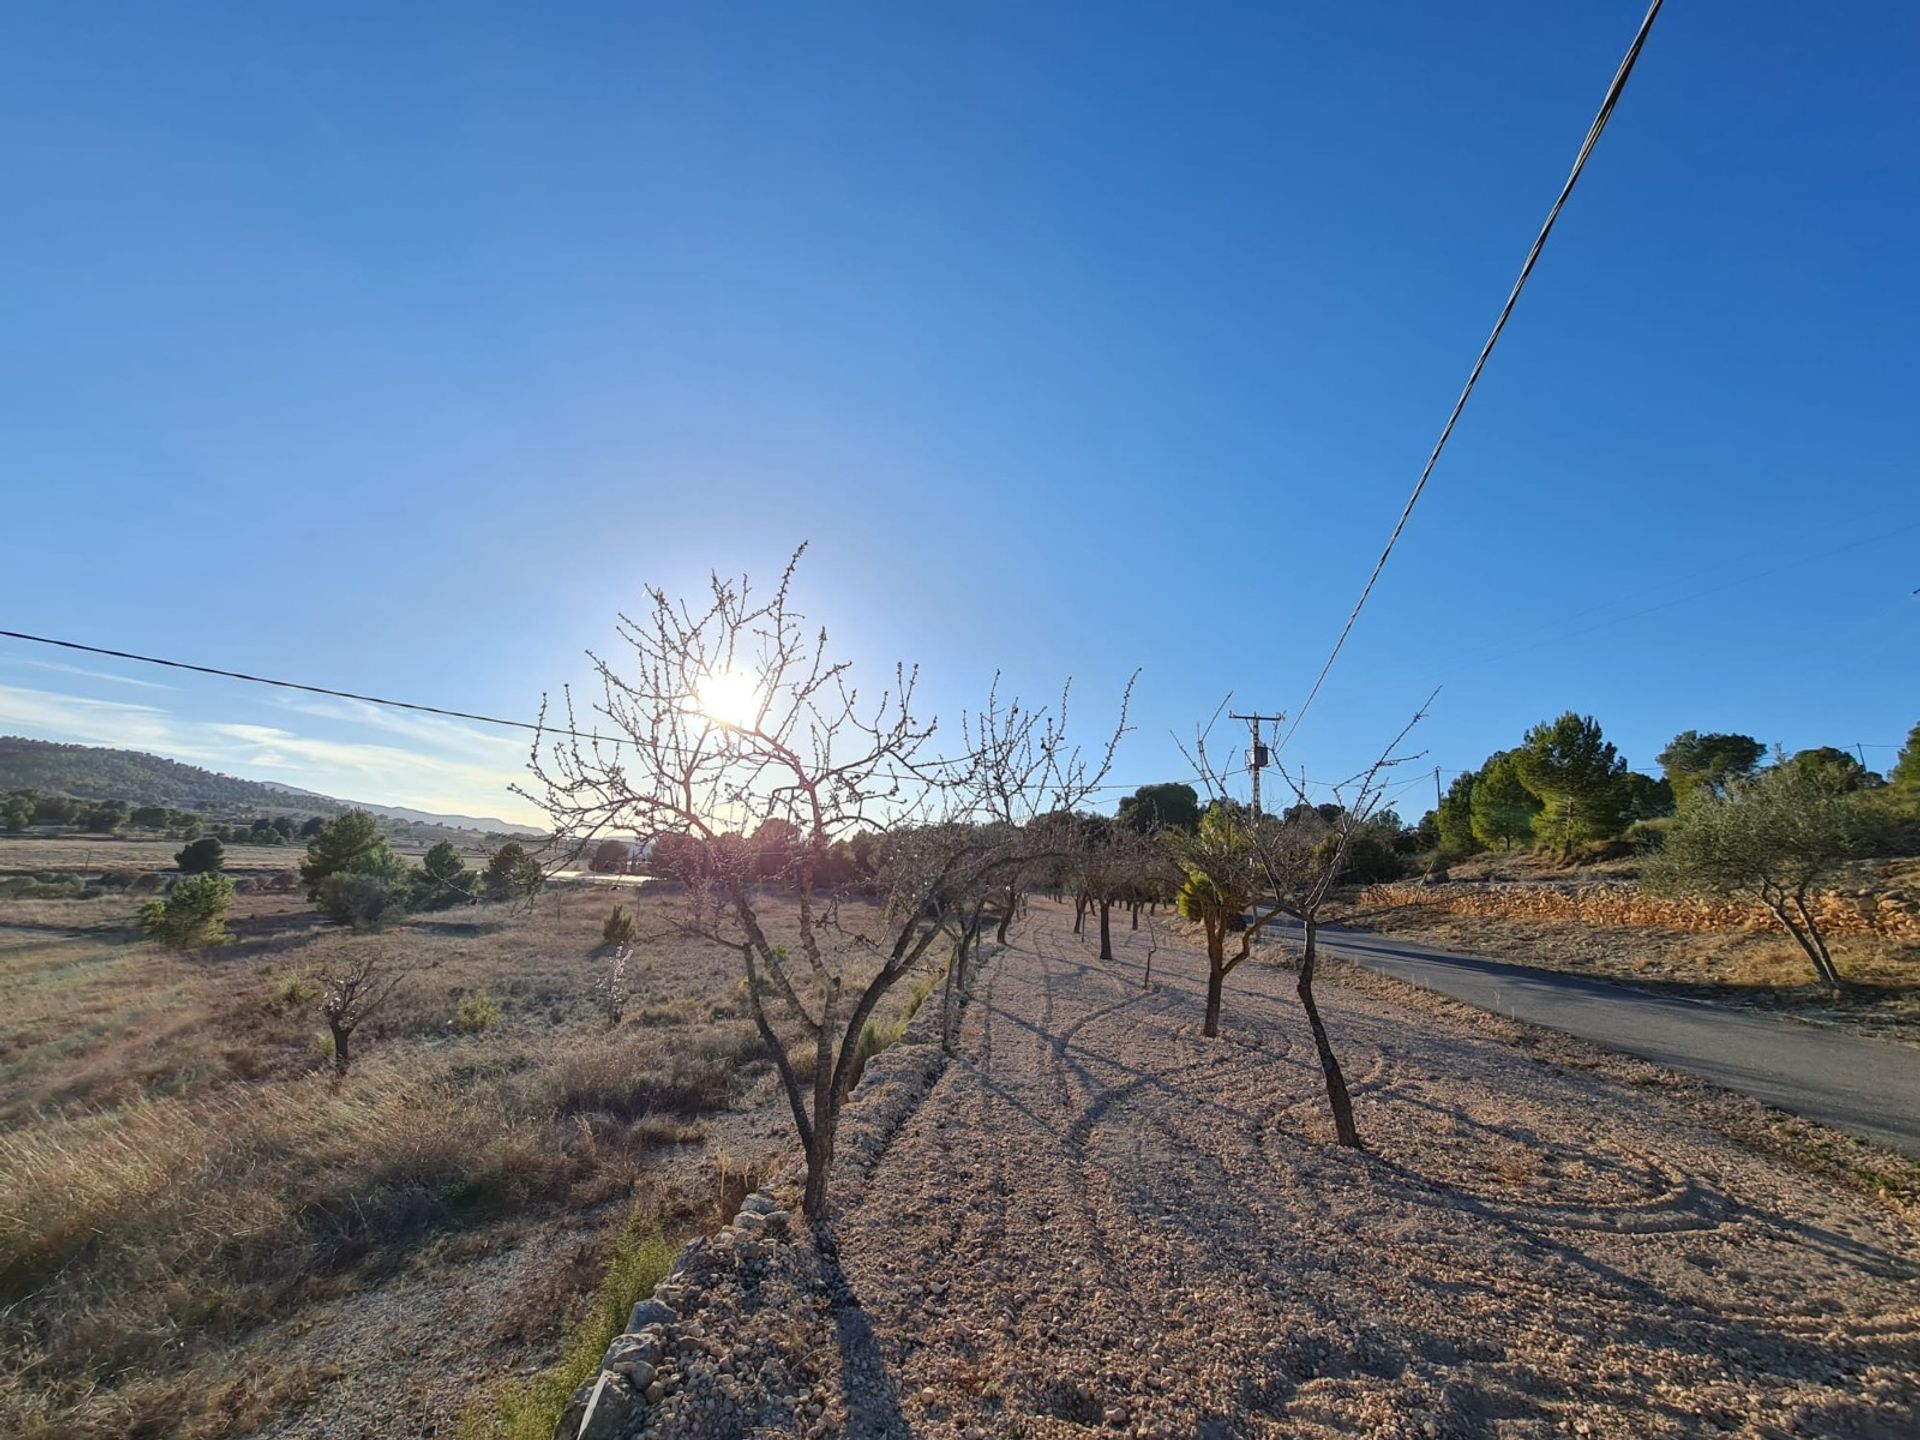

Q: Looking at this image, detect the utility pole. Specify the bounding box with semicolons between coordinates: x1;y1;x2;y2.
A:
1229;711;1286;817
1433;765;1442;814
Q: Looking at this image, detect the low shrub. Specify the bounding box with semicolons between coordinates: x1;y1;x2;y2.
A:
602;904;636;946
849;1014;909;1089
540;1030;756;1119
315;872;411;930
1627;818;1672;852
453;988;505;1034
5;878;88;899
139;872;235;949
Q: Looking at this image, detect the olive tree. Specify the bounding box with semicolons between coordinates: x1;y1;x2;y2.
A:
1644;760;1892;993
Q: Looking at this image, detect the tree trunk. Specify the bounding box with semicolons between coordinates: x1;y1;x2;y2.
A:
1098;897;1114;961
1295;917;1360;1148
940;947;959;1054
1130;901;1139;931
996;883;1016;943
802;1115;836;1220
1073;893;1088;935
1790;892;1845;992
1203;957;1224;1037
1768;896;1844;993
328;1018;350;1076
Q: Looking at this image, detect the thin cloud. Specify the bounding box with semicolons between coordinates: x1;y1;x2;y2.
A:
265;693;527;763
1;656;174;691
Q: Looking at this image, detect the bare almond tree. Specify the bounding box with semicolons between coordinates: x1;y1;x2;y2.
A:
316;950;410;1077
522;551;1127;1222
1182;697;1431;1147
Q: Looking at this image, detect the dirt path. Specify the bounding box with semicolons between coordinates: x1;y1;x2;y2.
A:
823;904;1920;1438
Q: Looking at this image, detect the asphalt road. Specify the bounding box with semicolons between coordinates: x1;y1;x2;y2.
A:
1268;918;1920;1159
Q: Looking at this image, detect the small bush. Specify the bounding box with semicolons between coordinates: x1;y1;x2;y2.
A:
602;904;636;946
453;988;505;1033
279;978;316;1005
315;872;412;929
849;1014;909;1089
139;872;235;949
1627;818;1672;852
7;878;87;900
175;836;226;874
98;868;140;890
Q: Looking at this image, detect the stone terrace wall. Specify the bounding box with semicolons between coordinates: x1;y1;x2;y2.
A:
1363;881;1919;941
551;975;961;1440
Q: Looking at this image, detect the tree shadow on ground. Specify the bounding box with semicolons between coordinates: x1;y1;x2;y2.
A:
815;1237;912;1440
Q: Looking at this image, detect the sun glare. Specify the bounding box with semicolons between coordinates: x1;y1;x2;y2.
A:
696;669;760;729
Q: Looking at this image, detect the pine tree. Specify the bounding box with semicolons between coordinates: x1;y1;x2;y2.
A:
300;810;405;900
1892;722;1920;797
1469;752;1541;850
1513;712;1631;851
1435;771;1479;855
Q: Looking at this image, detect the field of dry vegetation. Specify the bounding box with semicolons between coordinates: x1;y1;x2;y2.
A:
0;835;924;1440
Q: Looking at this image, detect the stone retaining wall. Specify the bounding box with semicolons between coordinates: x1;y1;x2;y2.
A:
1363;881;1919;940
550;971;962;1440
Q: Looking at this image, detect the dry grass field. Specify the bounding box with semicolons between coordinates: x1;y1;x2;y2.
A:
0;837;924;1439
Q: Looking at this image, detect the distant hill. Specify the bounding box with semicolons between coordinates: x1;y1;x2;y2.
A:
0;736;540;836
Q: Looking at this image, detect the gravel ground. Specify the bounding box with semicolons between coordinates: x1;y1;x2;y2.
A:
655;902;1920;1440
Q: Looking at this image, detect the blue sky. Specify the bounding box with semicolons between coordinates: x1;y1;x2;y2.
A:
2;2;1915;826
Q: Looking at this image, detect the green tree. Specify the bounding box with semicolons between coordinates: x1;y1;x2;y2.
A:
1169;806;1261;1037
1656;730;1765;805
1468;752;1541;850
1115;782;1202;835
31;794;77;826
139;872;235;949
1623;772;1675;820
300;810;402;899
299;814;328;839
1644;762;1892;992
1782;747;1880;791
1512;712;1631;851
590;837;635;873
2;795;31;832
129;805;171;830
1892;722;1920;802
1434;771;1479;856
411;840;474;910
175;835;226;873
482;841;543;902
81;801;129;833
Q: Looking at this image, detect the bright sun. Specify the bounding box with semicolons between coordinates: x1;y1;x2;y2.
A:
696;668;760;729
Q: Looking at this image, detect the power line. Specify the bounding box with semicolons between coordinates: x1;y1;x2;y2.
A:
0;628;609;742
1273;0;1665;756
0;628;1271;793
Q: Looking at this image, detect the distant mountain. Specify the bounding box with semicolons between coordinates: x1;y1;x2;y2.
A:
0;736;541;836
